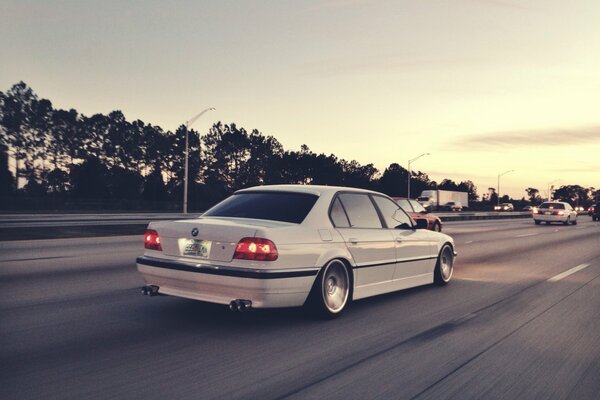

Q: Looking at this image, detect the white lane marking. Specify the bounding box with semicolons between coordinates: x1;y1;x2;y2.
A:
515;233;538;238
548;263;592;282
465;240;474;244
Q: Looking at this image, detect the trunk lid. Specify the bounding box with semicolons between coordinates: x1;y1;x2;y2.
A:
149;217;288;262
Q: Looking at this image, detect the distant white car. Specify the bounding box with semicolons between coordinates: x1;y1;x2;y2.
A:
533;201;578;225
137;185;456;317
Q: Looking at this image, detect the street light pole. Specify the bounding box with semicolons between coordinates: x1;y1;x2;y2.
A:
547;179;559;201
497;169;515;206
407;153;430;199
183;107;216;214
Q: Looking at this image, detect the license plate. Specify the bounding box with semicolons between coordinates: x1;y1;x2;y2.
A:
183;239;212;258
545;211;551;215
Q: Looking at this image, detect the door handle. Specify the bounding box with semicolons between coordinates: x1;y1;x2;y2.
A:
348;238;359;244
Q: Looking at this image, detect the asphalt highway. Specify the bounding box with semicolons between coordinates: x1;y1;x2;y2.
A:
1;218;599;399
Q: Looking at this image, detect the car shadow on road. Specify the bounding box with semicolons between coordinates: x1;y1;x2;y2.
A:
124;282;443;334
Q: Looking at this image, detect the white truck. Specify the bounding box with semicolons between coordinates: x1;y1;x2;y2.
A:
417;190;469;211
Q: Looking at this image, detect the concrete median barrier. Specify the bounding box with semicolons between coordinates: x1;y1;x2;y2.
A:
0;212;533;241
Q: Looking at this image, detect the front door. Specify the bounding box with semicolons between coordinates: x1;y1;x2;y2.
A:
332;194;396;289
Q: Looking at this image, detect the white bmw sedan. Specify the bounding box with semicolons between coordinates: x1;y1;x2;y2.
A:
137;185;456;317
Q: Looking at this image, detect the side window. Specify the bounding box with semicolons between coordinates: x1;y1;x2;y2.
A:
337;194;383;228
409;200;426;213
396;198;413;212
372;195;413;229
329;197;350;227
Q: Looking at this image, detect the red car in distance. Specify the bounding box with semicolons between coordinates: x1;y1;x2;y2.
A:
393;197;443;232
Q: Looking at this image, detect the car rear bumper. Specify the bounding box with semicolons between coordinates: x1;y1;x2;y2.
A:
533;214;570;223
136;256;318;308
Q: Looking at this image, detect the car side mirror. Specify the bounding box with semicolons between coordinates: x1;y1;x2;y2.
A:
415;219;428;230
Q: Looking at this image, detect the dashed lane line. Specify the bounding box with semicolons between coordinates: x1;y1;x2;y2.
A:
547;263;592;282
515;233;538;238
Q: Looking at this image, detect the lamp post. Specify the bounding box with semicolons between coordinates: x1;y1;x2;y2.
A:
183;107;215;214
547;179;559;201
407;153;430;199
497;169;515;206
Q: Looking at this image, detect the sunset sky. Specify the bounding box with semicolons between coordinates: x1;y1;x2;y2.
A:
2;0;599;198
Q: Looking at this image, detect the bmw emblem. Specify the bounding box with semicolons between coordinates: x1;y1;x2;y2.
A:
191;228;199;237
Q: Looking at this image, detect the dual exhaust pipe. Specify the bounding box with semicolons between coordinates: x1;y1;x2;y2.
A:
141;285;160;296
142;286;251;312
229;299;252;312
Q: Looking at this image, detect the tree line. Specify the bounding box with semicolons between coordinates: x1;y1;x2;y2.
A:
0;81;596;211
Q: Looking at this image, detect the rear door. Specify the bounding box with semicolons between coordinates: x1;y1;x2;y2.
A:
332;194;396;288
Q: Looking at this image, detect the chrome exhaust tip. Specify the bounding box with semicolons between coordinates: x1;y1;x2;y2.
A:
229;299;252;312
142;285;160;296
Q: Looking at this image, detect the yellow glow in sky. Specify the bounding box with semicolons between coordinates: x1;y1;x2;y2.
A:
1;0;599;198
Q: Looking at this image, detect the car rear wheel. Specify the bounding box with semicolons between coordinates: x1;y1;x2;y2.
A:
434;244;454;285
572;218;577;225
308;259;351;318
563;217;570;225
534;220;541;225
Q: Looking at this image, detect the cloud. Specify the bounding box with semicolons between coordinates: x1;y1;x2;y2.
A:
450;126;600;149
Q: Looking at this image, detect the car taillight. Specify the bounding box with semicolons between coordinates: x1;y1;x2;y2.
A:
144;229;162;251
557;211;565;215
233;237;278;261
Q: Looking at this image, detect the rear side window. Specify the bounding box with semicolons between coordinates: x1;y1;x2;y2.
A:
204;192;318;224
330;197;350;227
540;202;565;210
337;193;382;228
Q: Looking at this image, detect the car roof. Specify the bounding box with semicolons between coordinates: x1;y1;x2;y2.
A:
235;184;380;197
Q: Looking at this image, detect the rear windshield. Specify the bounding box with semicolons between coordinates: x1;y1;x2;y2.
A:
203;192;318;224
539;202;564;209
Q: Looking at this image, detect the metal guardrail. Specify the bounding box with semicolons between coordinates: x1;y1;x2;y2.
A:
436;211;532;222
0;211;533;228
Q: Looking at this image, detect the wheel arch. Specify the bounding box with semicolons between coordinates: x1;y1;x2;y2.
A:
304;255;355;306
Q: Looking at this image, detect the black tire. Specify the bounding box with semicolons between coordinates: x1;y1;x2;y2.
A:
563;217;570;226
434;244;454;285
534;220;541;225
433;222;442;232
572;219;577;225
307;259;351;318
545;221;550;225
